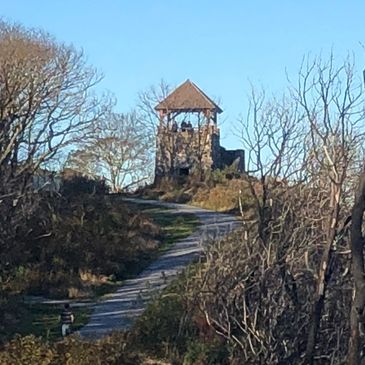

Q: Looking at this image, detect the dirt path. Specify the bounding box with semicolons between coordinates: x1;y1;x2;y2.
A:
79;199;241;339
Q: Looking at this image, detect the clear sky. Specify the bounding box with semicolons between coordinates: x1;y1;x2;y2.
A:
1;1;365;148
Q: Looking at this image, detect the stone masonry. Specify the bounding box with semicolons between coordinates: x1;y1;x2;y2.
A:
154;80;244;183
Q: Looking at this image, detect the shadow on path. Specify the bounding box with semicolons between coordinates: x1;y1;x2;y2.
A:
79;199;241;339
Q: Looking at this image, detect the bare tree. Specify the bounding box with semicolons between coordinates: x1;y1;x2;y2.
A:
66;112;152;192
187;90;310;363
187;54;365;364
137;79;172;135
292;54;365;364
238;87;306;242
190;168;328;363
0;21;108;277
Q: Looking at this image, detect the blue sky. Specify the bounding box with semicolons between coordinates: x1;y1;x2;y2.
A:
1;1;365;148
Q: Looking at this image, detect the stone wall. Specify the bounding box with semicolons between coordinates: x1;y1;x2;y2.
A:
220;147;245;171
155;123;244;183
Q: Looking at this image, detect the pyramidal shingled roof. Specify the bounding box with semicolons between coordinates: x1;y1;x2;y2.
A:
155;80;223;113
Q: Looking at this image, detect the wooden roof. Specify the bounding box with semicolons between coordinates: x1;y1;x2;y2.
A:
155;80;223;113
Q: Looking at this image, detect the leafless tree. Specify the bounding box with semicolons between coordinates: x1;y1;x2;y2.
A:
188;89;310;363
238;87;306;242
137;79;172;135
0;21;108;277
188;54;365;364
292;54;365;364
66;112;153;192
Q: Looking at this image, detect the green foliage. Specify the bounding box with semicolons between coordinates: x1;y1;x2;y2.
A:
130;267;228;364
183;340;229;365
131;271;197;360
0;335;55;365
139;167;254;214
61;175;110;196
2;194;201;348
132;289;193;357
0;296;90;344
27;303;88;341
141;206;200;249
4;191;160;299
54;334;139;365
134;293;184;352
207;169;227;185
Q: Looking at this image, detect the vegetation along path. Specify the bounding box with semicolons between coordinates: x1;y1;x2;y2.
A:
79;198;241;339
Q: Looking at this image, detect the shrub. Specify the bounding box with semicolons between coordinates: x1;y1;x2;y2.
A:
191;178;253;214
139;169;254;214
0;334;141;365
183;340;229;365
131;271;198;361
130;266;230;364
54;334;139;365
161;190;192;203
0;335;56;365
5;191;160;298
61;175;109;197
132;291;190;356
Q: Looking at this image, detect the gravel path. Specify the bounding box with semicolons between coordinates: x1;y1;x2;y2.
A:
79;199;241;339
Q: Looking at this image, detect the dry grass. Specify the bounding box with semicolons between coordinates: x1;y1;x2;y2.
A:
191;179;253;213
137;174;255;217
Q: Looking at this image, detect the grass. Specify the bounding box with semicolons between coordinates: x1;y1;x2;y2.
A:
126;203;200;250
2;201;200;345
91;280;124;298
2;299;91;343
21;304;90;341
92;203;200;293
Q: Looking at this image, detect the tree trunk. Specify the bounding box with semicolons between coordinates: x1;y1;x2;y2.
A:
348;171;365;365
305;191;340;364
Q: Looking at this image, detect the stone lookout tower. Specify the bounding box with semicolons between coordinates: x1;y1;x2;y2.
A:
154;80;244;183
